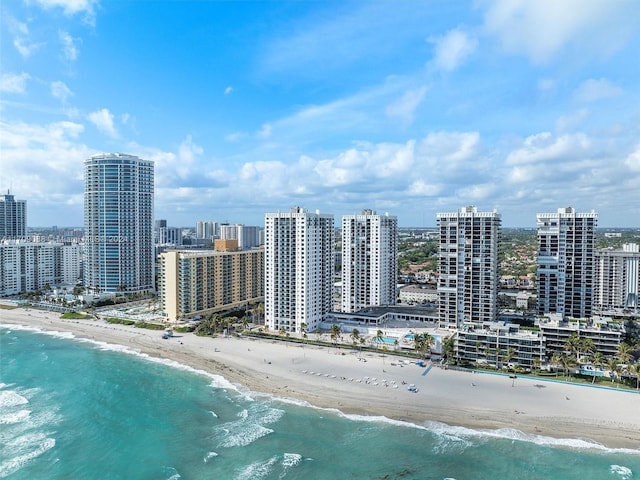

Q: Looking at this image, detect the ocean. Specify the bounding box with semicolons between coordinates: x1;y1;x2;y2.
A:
1;325;638;480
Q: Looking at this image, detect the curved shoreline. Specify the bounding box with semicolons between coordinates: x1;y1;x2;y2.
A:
2;307;639;451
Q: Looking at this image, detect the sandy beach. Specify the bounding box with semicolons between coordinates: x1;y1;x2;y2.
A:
2;307;639;450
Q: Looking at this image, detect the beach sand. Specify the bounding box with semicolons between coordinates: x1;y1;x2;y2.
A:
2;307;639;450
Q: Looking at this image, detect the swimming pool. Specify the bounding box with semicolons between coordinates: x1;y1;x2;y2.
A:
373;336;398;345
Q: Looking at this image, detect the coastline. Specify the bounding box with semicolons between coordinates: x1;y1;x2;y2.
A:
2;307;640;451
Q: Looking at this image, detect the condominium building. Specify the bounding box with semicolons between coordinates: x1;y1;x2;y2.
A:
61;243;82;285
594;243;639;311
536;207;597;319
341;209;397;312
84;153;154;293
196;221;216;240
220;224;262;250
158;248;264;322
0;241;62;296
264;207;334;333
0;191;27;239
437;206;501;329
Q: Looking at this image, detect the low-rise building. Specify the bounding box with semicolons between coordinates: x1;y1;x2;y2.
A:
537;314;622;358
399;284;438;304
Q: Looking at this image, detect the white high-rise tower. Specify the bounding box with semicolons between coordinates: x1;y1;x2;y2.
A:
84;153;154;293
437;206;501;329
341;209;397;313
264;207;334;333
536;207;597;319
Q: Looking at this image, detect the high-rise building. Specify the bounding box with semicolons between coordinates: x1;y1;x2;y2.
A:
437;206;501;329
196;221;216;240
594;243;639;312
264;207;334;333
0;241;61;295
536;207;597;319
341;209;398;313
219;224;262;250
84;153;154;293
158;248;264;322
0;191;27;239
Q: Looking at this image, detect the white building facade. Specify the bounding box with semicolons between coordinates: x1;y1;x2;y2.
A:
341;209;397;313
84;153;154;293
536;207;597;319
594;243;639;312
0;241;62;296
437;206;501;329
264;207;334;333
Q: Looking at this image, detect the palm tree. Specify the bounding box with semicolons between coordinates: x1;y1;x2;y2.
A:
628;363;640;391
375;329;384;350
606;358;620;385
617;343;633;366
300;323;308;345
350;328;360;349
591;351;606;384
279;326;287;338
505;347;517;371
330;324;341;350
565;333;582;366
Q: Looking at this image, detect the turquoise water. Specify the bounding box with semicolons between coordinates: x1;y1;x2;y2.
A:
1;326;639;480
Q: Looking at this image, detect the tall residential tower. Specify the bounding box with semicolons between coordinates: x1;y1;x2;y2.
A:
536;207;597;319
437;206;501;329
0;191;27;238
264;207;334;333
341;209;398;313
84;153;154;293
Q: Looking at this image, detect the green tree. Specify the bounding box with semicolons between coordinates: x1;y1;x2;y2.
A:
350;328;360;349
330;324;341;349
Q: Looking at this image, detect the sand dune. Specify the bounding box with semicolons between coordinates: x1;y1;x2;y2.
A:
2;307;639;450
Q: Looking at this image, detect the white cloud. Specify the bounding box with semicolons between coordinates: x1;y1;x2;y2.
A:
0;120;92;220
88;108;118;138
407;180;441;196
51;81;73;102
224;86;233;95
385;86;428;126
225;131;246;142
258;123;272;139
429;28;478;71
33;0;98;25
625;147;640;172
59;30;79;61
573;78;623;103
13;38;45;58
481;0;636;63
0;73;31;94
505;132;591;166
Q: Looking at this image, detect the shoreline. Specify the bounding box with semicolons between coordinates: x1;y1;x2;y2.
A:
2;307;640;451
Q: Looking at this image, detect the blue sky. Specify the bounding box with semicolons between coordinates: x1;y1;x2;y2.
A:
1;0;639;228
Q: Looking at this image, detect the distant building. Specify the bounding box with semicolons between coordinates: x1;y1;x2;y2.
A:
220;224;262;249
158;227;183;245
341;209;398;313
594;243;639;311
84;153;154;293
437;206;501;329
158;248;264;322
398;285;438;304
196;221;216;240
0;191;27;239
536;207;597;319
264;207;334;333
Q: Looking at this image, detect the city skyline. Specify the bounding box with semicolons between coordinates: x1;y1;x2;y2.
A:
1;1;640;228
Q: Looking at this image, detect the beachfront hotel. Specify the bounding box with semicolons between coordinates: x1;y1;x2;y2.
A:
264;207;334;334
0;190;27;239
341;209;398;313
594;243;640;312
536;207;597;319
84;153;154;293
158;246;264;322
436;206;501;329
